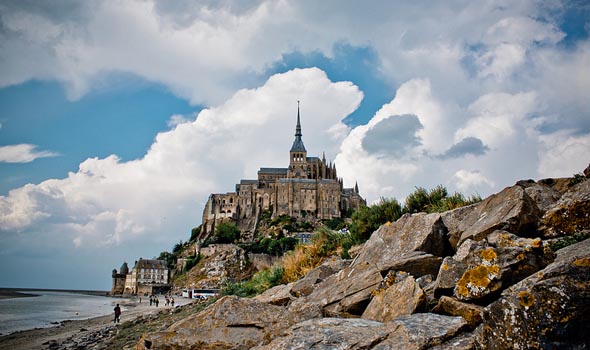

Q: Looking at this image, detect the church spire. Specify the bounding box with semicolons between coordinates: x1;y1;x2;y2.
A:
295;100;302;137
290;101;306;153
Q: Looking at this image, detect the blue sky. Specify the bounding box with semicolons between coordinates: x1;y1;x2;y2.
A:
1;1;589;290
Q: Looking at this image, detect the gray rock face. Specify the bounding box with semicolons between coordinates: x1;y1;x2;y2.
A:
352;213;450;272
135;296;304;350
478;238;590;350
297;262;382;317
362;271;425;322
540;179;590;237
433;296;483;328
252;318;391;350
372;314;467;350
254;314;466;350
446;185;541;248
435;230;546;301
290;258;349;297
254;283;294;306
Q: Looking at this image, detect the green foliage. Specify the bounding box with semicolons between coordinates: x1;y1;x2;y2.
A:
324;217;346;230
221;265;285;297
189;225;202;243
214;222;241;243
240;236;298;256
270;215;294;227
402;185;481;214
570;173;586;186
350;197;402;240
348;186;480;242
184;254;202;272
172;240;185;254
156;251;177;270
549;231;590;252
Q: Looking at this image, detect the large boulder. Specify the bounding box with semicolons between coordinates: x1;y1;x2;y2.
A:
135;296;304;350
372;314;467;350
362;271;426;322
290;257;349;297
254;283;294;306
478;238;590;350
253;314;467;350
352;213;450;273
292;262;382;317
540;179;590;238
252;318;392;350
443;185;541;249
433;296;483;328
434;230;546;301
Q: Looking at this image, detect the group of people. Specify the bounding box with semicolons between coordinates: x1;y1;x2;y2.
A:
113;293;179;324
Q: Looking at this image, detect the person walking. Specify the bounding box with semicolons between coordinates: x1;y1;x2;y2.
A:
155;297;159;307
113;304;121;324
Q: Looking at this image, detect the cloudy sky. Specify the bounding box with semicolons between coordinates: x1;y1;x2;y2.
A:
1;1;589;290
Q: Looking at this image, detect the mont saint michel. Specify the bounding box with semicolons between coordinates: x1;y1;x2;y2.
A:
199;104;365;240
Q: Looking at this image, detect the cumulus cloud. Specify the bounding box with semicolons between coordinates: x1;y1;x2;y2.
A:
452;169;495;192
0;68;362;249
0;144;58;163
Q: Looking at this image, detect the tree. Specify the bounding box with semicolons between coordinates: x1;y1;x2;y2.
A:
350;197;402;240
215;222;241;243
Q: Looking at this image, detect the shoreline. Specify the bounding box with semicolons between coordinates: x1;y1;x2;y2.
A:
0;288;109;298
0;298;186;350
0;290;40;300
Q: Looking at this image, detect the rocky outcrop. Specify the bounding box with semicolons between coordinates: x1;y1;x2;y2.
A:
140;171;590;350
289;257;350;297
478;238;590;350
444;185;541;249
253;314;466;350
352;213;450;272
135;296;307;350
294;262;382;317
362;271;425;322
540;179;590;237
435;230;546;301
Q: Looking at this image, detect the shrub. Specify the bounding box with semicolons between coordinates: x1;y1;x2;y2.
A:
221;265;285;297
350;197;402;240
214;222;241;243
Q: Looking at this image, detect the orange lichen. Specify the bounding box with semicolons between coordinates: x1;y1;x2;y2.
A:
442;263;449;271
456;265;500;298
481;248;497;261
573;258;590;267
518;291;536;307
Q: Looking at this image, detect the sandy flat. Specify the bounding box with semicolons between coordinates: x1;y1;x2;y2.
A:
0;299;183;350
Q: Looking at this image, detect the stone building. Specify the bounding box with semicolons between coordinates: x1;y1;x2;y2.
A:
111;258;170;296
201;104;365;237
111;261;129;295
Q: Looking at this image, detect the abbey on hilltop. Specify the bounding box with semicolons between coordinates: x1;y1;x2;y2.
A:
200;103;365;238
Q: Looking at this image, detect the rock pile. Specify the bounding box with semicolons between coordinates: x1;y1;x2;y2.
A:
135;167;590;350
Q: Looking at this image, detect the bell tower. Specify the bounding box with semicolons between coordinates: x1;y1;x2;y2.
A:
288;101;308;179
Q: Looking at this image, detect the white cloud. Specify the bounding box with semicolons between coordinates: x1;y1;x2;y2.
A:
167;114;191;128
452;169;495;192
538;131;590;178
0;68;362;249
455;92;538;148
0;144;58;163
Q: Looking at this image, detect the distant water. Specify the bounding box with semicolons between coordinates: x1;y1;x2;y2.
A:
0;291;132;336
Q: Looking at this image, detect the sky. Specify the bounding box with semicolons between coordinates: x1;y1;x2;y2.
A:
0;1;589;290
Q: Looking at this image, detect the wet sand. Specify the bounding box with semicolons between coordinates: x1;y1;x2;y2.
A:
0;299;183;350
